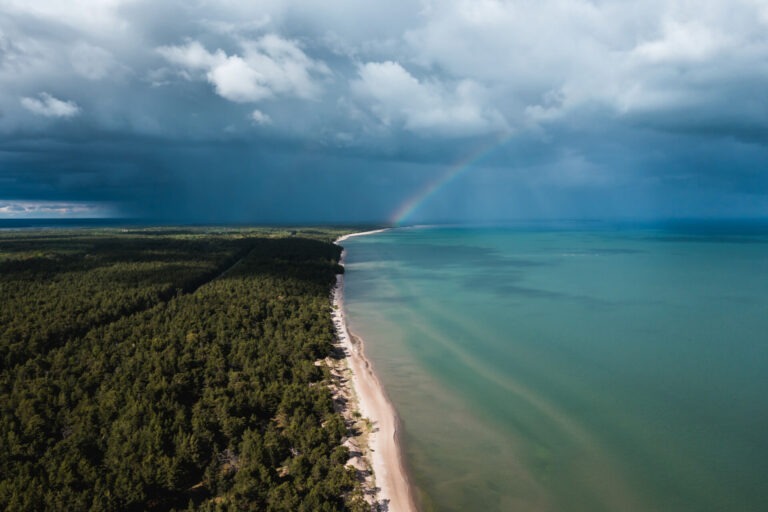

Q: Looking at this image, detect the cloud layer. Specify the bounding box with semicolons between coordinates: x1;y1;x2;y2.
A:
1;0;766;221
21;93;80;117
0;200;113;218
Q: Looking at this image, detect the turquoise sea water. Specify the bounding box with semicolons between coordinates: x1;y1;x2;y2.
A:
341;223;768;512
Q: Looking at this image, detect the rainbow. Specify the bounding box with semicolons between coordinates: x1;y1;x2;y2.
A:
390;131;514;226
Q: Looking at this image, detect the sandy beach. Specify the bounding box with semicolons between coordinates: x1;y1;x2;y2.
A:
331;229;417;512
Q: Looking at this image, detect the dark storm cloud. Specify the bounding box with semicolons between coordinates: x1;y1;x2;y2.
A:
0;0;766;222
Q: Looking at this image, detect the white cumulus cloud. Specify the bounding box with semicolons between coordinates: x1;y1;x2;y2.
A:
20;93;81;117
158;35;330;104
632;20;729;63
250;109;272;125
404;0;768;128
351;61;506;137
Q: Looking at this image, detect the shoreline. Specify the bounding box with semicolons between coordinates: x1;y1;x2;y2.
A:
331;229;417;512
334;228;392;244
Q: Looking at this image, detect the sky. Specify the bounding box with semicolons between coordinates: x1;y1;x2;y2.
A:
0;0;767;224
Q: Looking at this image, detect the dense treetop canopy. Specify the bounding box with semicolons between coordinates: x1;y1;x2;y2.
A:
0;227;368;511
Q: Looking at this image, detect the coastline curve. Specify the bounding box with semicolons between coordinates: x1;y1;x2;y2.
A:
332;229;417;512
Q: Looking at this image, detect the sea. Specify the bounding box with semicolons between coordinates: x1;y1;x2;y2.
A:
341;222;768;512
0;218;141;230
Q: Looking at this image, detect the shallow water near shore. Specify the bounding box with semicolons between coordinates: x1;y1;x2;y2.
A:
341;223;768;512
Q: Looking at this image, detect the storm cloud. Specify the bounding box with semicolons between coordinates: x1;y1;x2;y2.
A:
0;0;766;222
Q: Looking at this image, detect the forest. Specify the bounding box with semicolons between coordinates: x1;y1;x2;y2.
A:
0;226;369;511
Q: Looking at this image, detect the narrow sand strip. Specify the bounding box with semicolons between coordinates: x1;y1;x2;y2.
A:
332;229;417;512
335;228;391;244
